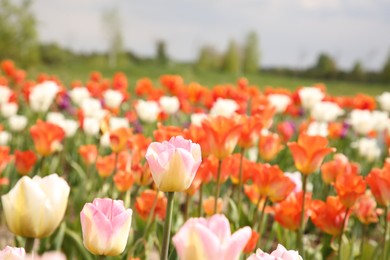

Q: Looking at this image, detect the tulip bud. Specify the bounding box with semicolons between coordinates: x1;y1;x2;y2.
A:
80;198;132;256
0;246;25;260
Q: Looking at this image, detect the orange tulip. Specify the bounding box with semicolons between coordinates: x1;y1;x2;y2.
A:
96;154;116;178
227;154;251;185
30;120;65;157
246;164;295;203
109;127;133;153
78;145;98;165
237;115;263;149
113;170;134;192
311;196;347;236
132;163;153;186
334;172;365;208
258;133;284;162
274;191;312;231
321;153;359;184
352;192;379;225
288;134;335;175
277;121;295;142
135;189;167;220
201;116;242;160
14;150;37;176
243;230;260;254
366;164;390;207
203;196;223;216
0;146;12;173
184;124;209;158
153;123;183;142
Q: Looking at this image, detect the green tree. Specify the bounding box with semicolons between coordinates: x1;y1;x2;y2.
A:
313;53;337;79
381;52;390;82
350;61;365;81
0;0;40;66
221;39;240;73
156;40;169;65
195;45;220;71
242;31;260;73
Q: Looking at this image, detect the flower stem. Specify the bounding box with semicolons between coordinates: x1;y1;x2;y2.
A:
383;206;389;260
256;196;269;248
24;237;35;253
198;183;203;217
237;148;245;216
297;174;308;255
214;159;223;214
338;207;350;260
360;224;366;260
184;193;190;221
161;192;174;260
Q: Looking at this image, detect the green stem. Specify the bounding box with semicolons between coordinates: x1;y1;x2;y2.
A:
360;224;366;260
252;194;263;226
338;207;350;260
237;148;245;216
214;159;223;214
161;192;174;260
256;196;269;248
184;193;190;221
99;255;106;260
24;237;35;253
297;174;308;255
383;206;389;260
198;183;203;217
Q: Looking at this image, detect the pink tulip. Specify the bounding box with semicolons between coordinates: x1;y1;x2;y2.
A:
0;246;25;260
247;244;303;260
172;214;251;260
145;136;202;192
80;198;132;256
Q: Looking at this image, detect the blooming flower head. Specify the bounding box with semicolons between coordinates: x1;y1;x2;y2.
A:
172;214;251;260
14;150;37;176
145;136;202;192
247;244;303;260
30;120;65;157
135;189;167;220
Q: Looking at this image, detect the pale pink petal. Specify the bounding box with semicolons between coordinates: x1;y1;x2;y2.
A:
222;226;251;260
207;214;231;243
169;136;192;152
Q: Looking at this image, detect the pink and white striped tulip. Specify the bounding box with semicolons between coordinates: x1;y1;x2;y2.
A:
80;198;132;256
0;246;25;260
172;214;251;260
247;244;303;260
145;136;202;192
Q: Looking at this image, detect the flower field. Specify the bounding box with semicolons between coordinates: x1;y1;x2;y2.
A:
0;59;390;259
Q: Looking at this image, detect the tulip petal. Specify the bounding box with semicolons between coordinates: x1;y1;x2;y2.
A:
222;226;251;260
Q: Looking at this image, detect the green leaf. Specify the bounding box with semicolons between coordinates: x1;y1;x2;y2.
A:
64;228;93;260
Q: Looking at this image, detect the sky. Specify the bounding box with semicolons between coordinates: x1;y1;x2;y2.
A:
32;0;390;71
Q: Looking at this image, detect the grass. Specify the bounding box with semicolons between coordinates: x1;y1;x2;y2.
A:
27;60;390;96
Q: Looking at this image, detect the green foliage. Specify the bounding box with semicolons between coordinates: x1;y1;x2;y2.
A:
39;43;75;65
381;52;390;82
156;40;169;65
0;0;40;66
221;39;240;73
350;61;365;81
195;45;221;71
242;31;260;73
310;53;337;79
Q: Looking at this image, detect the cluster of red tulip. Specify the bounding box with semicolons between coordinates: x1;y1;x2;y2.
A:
0;59;390;260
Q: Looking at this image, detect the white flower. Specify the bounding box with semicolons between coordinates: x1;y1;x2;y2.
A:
268;94;291;113
311;101;344;122
135;100;161;123
190;113;208;126
0;131;11;145
1;103;18;118
349;109;376;135
100;132;111;148
29;81;60;113
247;147;258;162
159;96;180;115
377;92;390;112
307;121;328;137
81;98;103;119
104;89;124;109
352;138;381;162
69;87;91;107
371;110;389;132
47;112;65;124
8;115;28;132
298;87;324;110
210;98;238;118
285;172;302;192
110;117;129;130
83;117;100;136
62;119;79;137
0;86;11;104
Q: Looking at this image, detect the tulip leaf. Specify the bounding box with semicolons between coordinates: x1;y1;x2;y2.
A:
64;228;93;260
69;159;87;181
54;222;66;251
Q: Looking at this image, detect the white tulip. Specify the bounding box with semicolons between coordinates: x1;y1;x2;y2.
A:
190;113;207;126
135;100;161;123
159;96;180;115
377;92;390;112
0;131;11;145
104;89;124;109
268;94;291;114
100;132;111;148
311;101;344;122
29;81;60;113
83;117;100;136
69;87;90;107
371;110;389;132
81;98;103;119
109;117;129;130
352;138;381;162
1;174;70;238
349;109;376;135
307;121;328;137
8;115;28;132
0;86;11;104
210;98;238;118
1;103;18;118
298;87;324;110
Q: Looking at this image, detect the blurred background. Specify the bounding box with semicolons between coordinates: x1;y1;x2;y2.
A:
1;0;389;94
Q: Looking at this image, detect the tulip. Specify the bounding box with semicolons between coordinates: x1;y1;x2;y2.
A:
135;100;161;123
1;174;70;238
247;244;303;260
109;127;133;153
172;214;251;260
80;198;132;256
30;120;65;157
159;96;180;115
0;246;25;260
8;115;28;132
14;150;37;176
135;189;167;220
78;144;98;166
258;133;284;162
103;89;124;109
145;136;202;192
243;231;260;254
0;146;12;174
203;197;223;216
334;172;366;208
